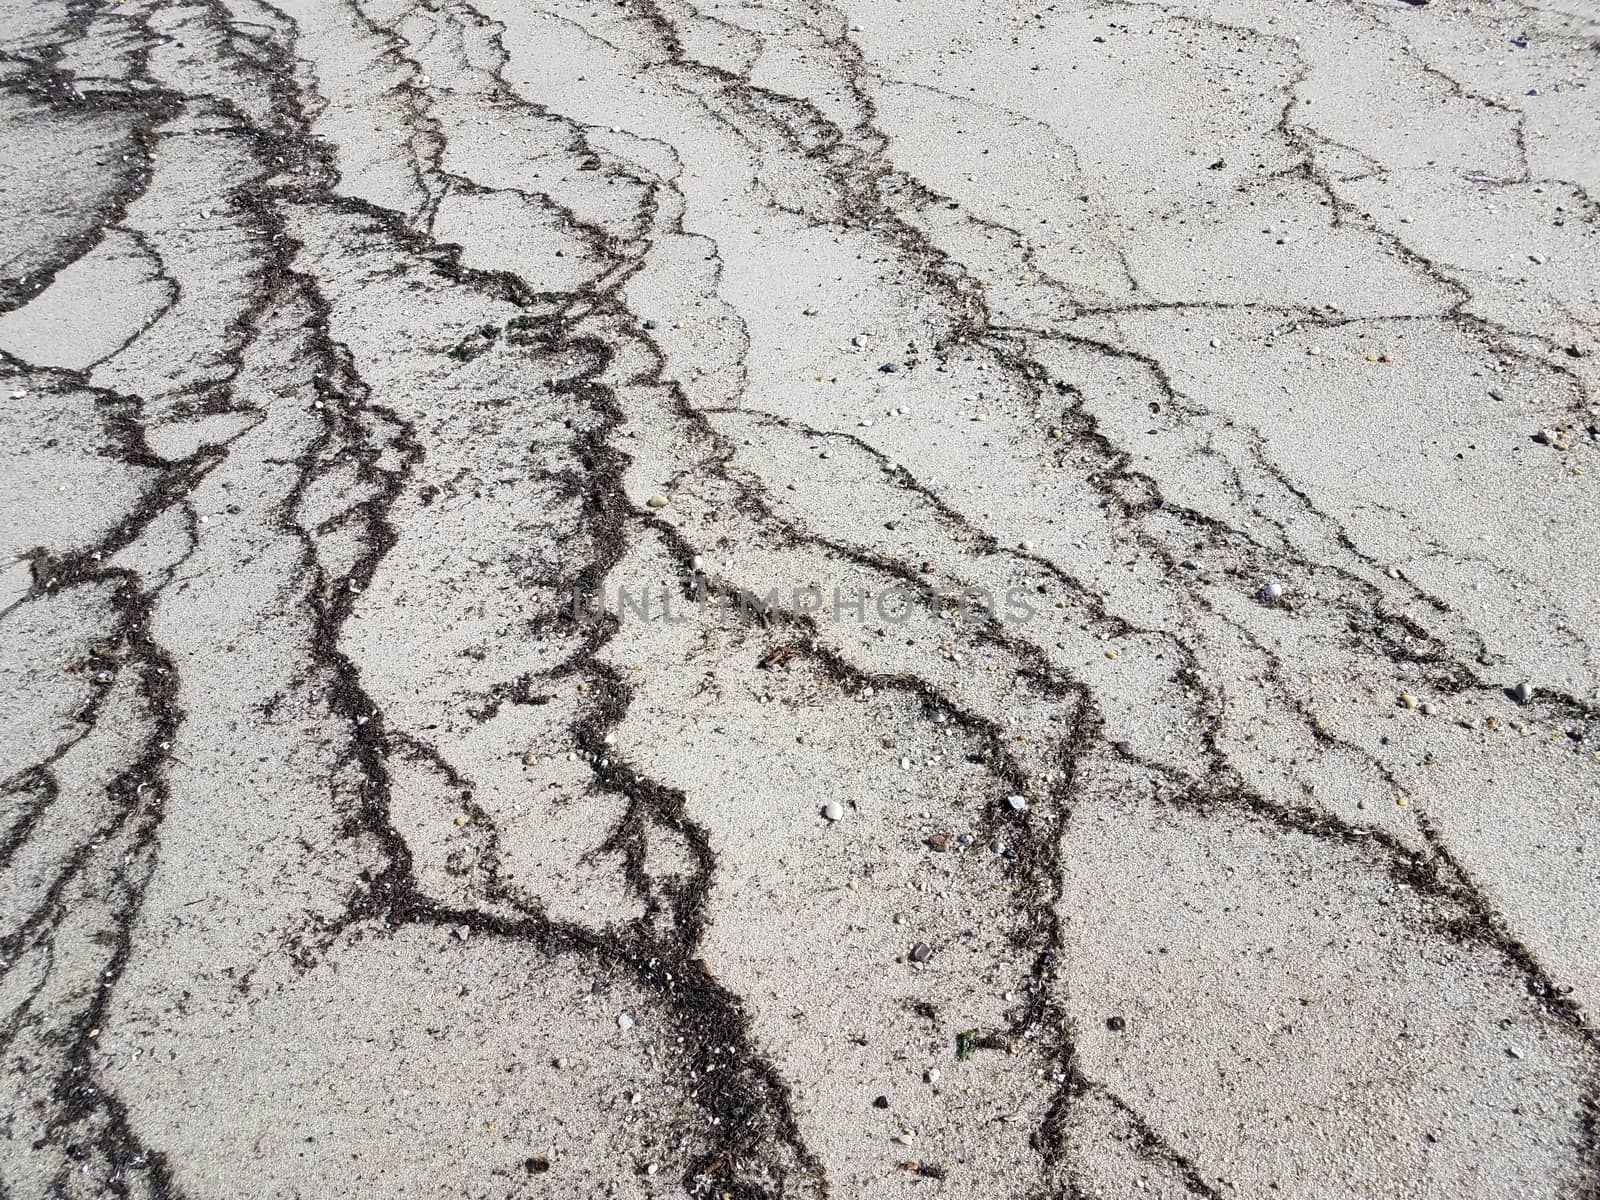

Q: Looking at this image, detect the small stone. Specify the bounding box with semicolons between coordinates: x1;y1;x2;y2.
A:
646;493;669;509
1528;253;1546;265
908;941;933;963
453;812;471;827
880;362;900;374
690;554;705;571
1489;387;1507;402
1421;701;1438;715
554;1057;569;1069
1180;558;1204;571
822;801;844;822
1511;681;1534;705
1105;1015;1126;1032
521;750;538;766
1005;793;1028;813
616;1012;635;1031
452;924;471;941
1209;337;1221;348
1258;580;1285;602
926;833;952;853
1399;693;1419;711
1020;539;1034;551
894;1131;915;1146
924;1068;941;1084
873;1095;890;1109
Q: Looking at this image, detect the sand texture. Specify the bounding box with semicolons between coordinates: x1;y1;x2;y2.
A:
2;0;1598;1196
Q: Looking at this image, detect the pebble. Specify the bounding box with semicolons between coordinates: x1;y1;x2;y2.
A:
1209;337;1221;348
894;1131;915;1146
1258;580;1285;602
1528;253;1546;265
690;554;705;571
1180;558;1204;571
1020;539;1034;551
1006;793;1028;813
1105;1015;1126;1031
1512;681;1534;705
908;941;933;963
1489;387;1507;402
924;1068;941;1084
617;1013;635;1031
646;493;669;508
822;801;844;821
1399;692;1419;711
554;1057;569;1069
873;1095;890;1109
880;362;899;373
521;750;538;766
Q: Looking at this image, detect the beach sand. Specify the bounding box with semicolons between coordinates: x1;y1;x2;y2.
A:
2;0;1598;1196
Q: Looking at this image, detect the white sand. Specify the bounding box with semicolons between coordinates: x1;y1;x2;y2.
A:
2;0;1597;1196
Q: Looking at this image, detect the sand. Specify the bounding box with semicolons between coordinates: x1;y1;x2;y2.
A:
2;0;1598;1196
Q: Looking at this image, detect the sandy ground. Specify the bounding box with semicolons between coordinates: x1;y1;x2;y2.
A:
2;0;1598;1196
